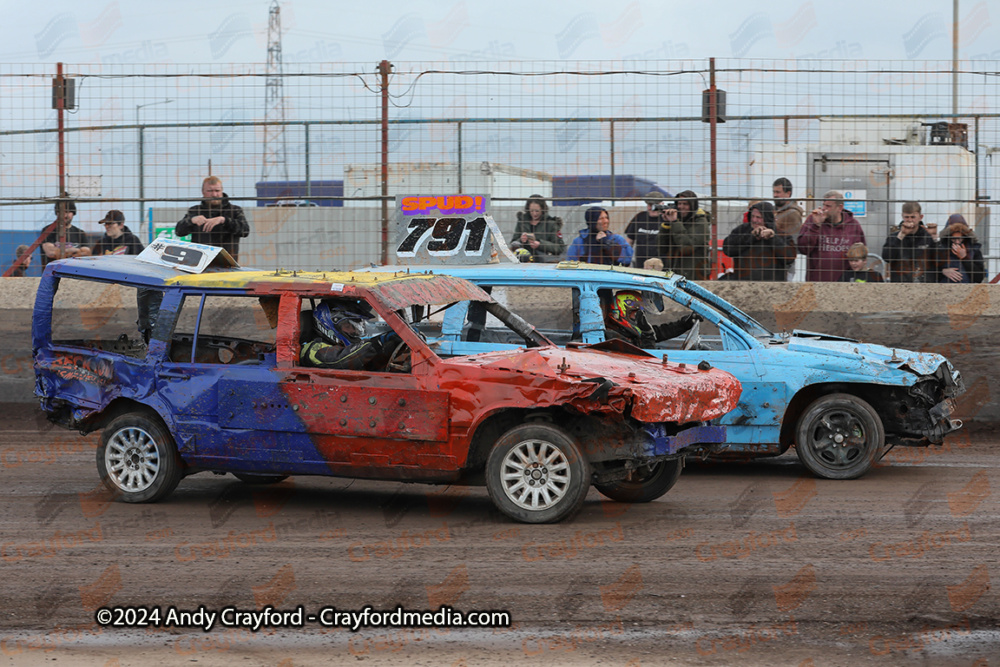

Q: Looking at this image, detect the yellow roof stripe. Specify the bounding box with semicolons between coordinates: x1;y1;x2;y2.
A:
164;269;436;288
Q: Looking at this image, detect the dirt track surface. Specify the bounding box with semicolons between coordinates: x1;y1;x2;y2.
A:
1;404;998;666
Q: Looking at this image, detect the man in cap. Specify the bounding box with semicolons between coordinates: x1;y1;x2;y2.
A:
625;191;669;268
92;210;145;256
41;200;91;267
837;243;883;283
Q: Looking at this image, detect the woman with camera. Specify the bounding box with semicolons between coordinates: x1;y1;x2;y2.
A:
658;190;711;280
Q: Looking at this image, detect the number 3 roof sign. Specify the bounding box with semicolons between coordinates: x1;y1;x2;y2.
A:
393;194;518;265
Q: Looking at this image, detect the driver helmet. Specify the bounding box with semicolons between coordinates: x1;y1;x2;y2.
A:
515;247;533;263
606;290;645;337
314;299;373;346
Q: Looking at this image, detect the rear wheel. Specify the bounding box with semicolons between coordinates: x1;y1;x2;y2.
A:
97;413;182;503
486;423;590;524
594;459;683;503
795;393;885;480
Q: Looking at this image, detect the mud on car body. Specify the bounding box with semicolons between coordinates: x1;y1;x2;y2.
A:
361;261;965;480
32;256;741;523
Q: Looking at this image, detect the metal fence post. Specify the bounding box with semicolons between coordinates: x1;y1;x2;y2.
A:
709;57;718;280
379;60;392;265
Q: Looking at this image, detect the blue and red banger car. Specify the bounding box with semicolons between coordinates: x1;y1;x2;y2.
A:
363;261;965;480
32;255;742;523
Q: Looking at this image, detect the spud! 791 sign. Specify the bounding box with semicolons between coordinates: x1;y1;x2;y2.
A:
393;194;517;265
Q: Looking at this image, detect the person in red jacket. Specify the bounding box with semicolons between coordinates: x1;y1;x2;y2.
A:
796;190;866;282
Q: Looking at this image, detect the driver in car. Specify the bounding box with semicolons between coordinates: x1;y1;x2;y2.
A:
301;299;403;371
603;290;700;348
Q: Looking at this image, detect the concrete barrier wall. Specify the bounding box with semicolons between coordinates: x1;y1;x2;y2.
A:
6;278;997;424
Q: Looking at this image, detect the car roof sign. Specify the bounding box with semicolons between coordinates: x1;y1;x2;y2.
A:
136;238;238;273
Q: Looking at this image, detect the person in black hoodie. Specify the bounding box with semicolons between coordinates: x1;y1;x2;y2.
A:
722;201;796;281
880;201;935;282
931;217;986;283
92;210;145;256
175;176;250;260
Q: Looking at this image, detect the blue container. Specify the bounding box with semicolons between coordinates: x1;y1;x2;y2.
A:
552;175;670;206
254;180;344;207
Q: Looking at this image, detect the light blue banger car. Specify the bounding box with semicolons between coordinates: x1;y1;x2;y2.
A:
364;261;964;481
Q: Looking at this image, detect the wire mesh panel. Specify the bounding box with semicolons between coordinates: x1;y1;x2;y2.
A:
0;59;996;280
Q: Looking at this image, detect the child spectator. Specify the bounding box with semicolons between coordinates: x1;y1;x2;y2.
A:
838;243;883;283
10;244;31;276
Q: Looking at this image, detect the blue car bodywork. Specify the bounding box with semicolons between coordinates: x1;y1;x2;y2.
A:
363;261;965;479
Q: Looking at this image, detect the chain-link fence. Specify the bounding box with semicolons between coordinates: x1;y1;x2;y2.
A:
2;59;998;281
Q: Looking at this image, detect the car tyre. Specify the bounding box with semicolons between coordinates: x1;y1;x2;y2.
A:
233;473;289;485
594;459;683;503
486;423;591;524
97;413;182;503
795;393;885;480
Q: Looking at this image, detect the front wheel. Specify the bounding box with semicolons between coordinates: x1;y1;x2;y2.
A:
795;393;885;480
594;459;683;503
97;413;182;503
486;423;591;523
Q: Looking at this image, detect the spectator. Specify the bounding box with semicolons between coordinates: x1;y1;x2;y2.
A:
880;201;935;282
643;257;664;272
10;244;31;277
658;190;710;280
176;176;250;260
772;177;804;237
722;201;796;281
838;243;883;283
931;217;986;284
797;190;866;282
625;191;669;268
92;210;145;256
301;299;402;371
509;195;565;260
41;200;91;267
567;207;633;266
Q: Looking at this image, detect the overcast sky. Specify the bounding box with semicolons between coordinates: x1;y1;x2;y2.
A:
1;0;997;64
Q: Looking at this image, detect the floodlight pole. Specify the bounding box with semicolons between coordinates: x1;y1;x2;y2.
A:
952;0;959;117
